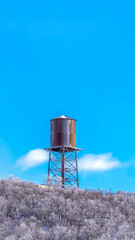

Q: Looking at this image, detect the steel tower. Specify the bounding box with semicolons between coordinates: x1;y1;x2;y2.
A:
45;115;81;188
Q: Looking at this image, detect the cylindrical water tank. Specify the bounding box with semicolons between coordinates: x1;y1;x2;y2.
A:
50;115;76;148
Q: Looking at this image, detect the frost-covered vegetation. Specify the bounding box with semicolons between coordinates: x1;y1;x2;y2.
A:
0;178;135;240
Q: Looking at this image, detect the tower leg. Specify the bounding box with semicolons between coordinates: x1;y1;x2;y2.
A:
75;150;79;188
62;147;65;187
48;150;51;178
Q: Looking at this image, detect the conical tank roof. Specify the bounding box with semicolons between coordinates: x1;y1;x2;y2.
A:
50;115;76;121
57;115;68;118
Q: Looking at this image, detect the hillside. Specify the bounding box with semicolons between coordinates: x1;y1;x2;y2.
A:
0;178;135;240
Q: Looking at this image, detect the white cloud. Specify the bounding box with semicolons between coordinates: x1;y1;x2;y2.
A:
78;153;121;171
16;149;48;170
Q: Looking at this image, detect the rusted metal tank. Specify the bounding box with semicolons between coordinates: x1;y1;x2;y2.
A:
50;115;76;148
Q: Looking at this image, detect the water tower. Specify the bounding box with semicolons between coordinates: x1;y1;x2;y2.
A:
45;115;81;187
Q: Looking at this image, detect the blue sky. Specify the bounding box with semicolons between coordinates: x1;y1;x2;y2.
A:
0;0;135;191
